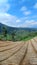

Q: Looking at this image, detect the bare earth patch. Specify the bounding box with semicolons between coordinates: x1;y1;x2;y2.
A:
0;37;37;65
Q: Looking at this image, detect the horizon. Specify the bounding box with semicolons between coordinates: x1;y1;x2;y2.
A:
0;0;37;28
0;22;37;29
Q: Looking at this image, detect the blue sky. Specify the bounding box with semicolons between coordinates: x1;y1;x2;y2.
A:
0;0;37;28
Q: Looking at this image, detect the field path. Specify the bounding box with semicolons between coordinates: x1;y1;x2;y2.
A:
0;37;37;65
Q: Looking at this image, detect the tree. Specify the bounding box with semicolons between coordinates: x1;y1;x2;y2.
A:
2;26;7;38
11;31;16;41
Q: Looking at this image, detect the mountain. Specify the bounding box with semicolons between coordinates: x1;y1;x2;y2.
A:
0;23;17;33
0;23;37;34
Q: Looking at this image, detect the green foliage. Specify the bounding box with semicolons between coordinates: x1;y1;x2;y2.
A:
11;31;16;41
2;26;7;37
0;29;37;41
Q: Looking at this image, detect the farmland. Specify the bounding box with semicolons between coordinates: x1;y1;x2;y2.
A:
0;37;37;65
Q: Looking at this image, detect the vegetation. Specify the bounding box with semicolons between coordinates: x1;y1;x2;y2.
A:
0;25;37;41
11;31;16;41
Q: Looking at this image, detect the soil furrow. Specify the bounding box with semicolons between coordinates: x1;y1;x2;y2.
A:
0;42;25;62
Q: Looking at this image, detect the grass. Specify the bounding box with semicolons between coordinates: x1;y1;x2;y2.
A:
0;35;37;41
23;36;37;41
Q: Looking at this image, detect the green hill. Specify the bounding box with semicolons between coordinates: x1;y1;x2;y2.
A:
0;23;37;41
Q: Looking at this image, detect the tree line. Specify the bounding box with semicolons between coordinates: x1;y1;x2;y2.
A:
1;26;16;41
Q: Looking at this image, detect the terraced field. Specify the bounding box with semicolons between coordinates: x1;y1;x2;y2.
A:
0;37;37;65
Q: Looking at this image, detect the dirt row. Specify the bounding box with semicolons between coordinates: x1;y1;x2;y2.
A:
0;37;37;65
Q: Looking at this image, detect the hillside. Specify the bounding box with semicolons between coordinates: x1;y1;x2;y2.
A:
0;23;37;41
0;37;37;65
0;23;37;33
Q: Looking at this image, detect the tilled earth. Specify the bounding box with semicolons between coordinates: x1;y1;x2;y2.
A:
0;37;37;65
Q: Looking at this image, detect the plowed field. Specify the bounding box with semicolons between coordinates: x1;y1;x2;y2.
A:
0;37;37;65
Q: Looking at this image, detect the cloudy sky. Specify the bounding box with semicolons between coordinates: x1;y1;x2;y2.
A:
0;0;37;28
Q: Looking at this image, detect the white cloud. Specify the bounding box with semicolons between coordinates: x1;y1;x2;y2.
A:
0;13;16;26
16;19;21;22
0;13;21;27
25;20;37;25
20;6;27;11
0;13;37;27
0;0;7;4
20;6;31;15
0;0;10;13
34;3;37;9
19;19;37;28
23;11;31;15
